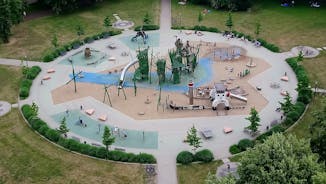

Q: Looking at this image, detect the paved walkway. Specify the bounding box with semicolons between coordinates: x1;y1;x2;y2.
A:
0;1;311;183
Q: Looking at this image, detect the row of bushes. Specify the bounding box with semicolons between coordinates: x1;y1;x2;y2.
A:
19;66;42;99
171;26;280;52
43;30;122;62
229;139;254;154
21;104;156;164
134;24;160;31
176;149;214;165
172;25;221;33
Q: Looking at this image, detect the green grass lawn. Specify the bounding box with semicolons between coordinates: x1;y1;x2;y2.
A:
0;65;22;104
0;66;146;184
172;0;326;51
0;0;160;61
177;160;223;184
301;52;326;89
287;95;325;139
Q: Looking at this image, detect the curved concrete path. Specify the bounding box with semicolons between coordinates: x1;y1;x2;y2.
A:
0;1;312;183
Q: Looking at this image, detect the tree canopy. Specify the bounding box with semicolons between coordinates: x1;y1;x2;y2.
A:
237;133;323;184
0;0;25;43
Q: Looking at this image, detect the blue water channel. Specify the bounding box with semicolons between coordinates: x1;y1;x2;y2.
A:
72;57;213;92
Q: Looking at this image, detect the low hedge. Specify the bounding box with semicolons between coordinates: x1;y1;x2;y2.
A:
134;24;160;31
256;124;286;142
21;104;156;164
176;151;194;164
238;139;254;151
19;66;42;99
229;144;241;155
42;30;122;62
172;25;221;33
194;149;214;163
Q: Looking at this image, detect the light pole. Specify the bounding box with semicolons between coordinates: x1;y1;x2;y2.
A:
68;57;77;93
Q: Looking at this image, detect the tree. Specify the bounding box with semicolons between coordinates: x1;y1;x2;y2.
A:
143;12;152;25
75;24;84;40
205;172;236;184
102;126;115;158
198;12;203;25
51;34;58;48
31;102;39;117
0;1;12;43
185;125;202;152
237;133;323;184
312;172;326;184
103;16;111;31
58;117;69;137
297;51;304;63
279;93;294;115
254;22;261;39
245;107;260;134
225;12;233;32
310;98;326;161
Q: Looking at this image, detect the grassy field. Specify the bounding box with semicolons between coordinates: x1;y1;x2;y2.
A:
301;52;326;88
172;0;326;51
287;95;325;139
0;66;22;104
0;0;160;61
0;66;146;184
177;160;223;184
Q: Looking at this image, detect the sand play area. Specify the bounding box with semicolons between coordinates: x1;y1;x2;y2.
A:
52;42;270;120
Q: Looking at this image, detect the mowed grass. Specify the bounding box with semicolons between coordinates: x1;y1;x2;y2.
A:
0;0;160;61
301;52;326;88
0;65;22;103
0;66;145;183
288;95;325;139
177;160;223;184
172;0;326;51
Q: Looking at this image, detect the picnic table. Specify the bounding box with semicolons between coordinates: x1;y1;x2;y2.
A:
201;129;213;139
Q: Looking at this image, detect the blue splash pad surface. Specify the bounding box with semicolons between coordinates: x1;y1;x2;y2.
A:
52;110;158;149
60;50;107;67
71;57;213;92
119;32;160;50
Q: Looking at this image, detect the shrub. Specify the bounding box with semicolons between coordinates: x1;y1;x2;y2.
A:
293;102;306;115
108;150;124;161
108;30;122;36
194;149;214;163
283;118;294;126
238;139;254;151
136;153;157;164
45;129;60;142
229;144;241;154
256;125;285;142
66;139;81;151
21;104;34;120
58;137;70;148
26;66;41;80
38;124;50;136
95;147;107;159
19;86;29;98
83;36;94;43
287;111;300;122
126;153;137;162
134;24;159;31
43;53;55;62
87;146;99;157
79;144;92;155
176;151;194;164
31;119;47;131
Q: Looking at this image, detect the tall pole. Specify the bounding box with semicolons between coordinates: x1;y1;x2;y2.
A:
69;58;77;93
188;81;194;105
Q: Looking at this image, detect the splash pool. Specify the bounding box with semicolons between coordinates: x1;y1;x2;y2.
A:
52;110;158;149
60;49;107;67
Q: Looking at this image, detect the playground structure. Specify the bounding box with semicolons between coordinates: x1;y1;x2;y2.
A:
131;30;149;44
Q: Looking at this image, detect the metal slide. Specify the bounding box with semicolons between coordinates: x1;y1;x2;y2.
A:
230;93;248;102
118;59;138;88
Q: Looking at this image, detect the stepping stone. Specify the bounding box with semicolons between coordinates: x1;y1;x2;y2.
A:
317;48;323;51
138;112;145;115
222;158;230;164
323;47;326;50
11;103;18;108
